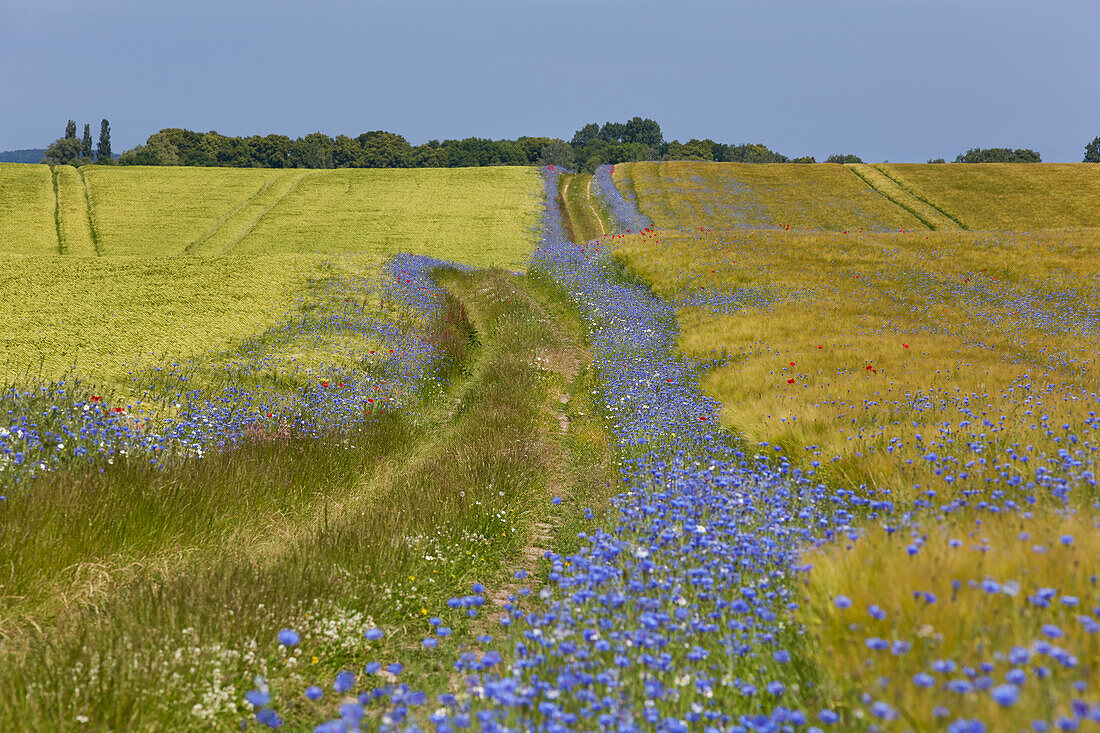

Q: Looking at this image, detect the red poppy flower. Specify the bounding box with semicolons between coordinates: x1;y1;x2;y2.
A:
787;379;795;384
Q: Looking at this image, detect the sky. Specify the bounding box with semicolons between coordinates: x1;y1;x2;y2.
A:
1;0;1098;163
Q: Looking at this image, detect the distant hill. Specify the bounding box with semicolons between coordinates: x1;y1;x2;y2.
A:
0;149;46;164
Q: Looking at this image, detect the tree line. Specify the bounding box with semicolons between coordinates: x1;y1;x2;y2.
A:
43;119;112;164
34;117;1100;168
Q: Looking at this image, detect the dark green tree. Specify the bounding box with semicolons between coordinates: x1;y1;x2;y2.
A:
97;119;112;162
412;141;447;167
65;120;77;139
927;158;946;164
622;117;663;147
955;147;1040;163
597;122;627;143
826;154;863;163
357;131;414;167
537;140;575;169
1085;137;1100;163
515;137;556;164
720;143;788;163
571;123;599;147
43;137;84;164
81;124;93;159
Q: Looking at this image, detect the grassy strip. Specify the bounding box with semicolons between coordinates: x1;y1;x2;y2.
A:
55;166;98;256
0;268;587;730
845;164;936;231
872;164;970;230
559;173;607;243
51;166;63;254
77;166;102;256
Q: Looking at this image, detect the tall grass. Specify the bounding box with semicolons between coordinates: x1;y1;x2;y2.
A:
0;162;56;255
0;254;327;385
82;166;283;256
880;163;1100;230
0;268;592;730
616;226;1100;509
613;223;1100;726
558;172;607;244
613;161;926;231
229;167;541;269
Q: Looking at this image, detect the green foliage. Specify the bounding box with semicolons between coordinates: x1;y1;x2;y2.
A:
789;156;817;163
717;142;789;163
538;140;575;169
825;153;863;163
43;137;84;165
81;124;93;159
97;119;112;163
622;116;663;147
927;158;946;163
571;122;599;147
664;138;717;161
117;128;565;170
954;147;1041;163
1085;136;1100;163
65;119;76;139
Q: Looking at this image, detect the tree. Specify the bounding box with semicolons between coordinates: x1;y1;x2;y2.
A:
357;131;414;167
43;137;84;165
97;119;112;162
622;117;662;147
597;122;627;143
719;143;788;163
571;123;599;147
81;124;93;159
537;140;575;169
927;158;946;164
790;156;817;163
826;154;863;163
65;120;77;139
1085;136;1100;163
954;147;1041;163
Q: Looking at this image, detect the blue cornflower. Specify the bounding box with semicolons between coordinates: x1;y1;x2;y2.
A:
255;708;283;728
246;689;271;707
364;628;384;641
913;673;936;688
304;686;323;701
833;595;852;609
991;684;1020;706
276;629;300;647
333;670;356;693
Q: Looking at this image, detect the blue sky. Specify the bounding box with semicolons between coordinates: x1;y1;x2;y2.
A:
1;0;1097;162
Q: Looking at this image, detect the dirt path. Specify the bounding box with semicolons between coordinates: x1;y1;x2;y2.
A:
586;175;607;236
